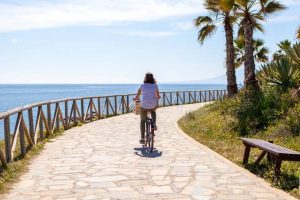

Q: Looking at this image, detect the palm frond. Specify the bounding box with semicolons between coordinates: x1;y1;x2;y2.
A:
278;40;291;51
197;25;217;44
297;26;300;39
235;0;248;8
256;47;269;63
253;21;264;33
220;0;235;12
194;16;213;27
229;14;238;24
237;26;244;38
284;42;300;66
253;13;264;21
262;1;286;16
254;39;264;48
204;0;220;12
234;36;269;68
258;57;300;91
235;36;245;49
272;52;283;62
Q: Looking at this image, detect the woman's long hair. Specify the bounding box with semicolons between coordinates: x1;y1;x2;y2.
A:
143;72;156;84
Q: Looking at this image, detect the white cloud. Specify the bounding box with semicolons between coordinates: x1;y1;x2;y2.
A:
10;38;19;44
172;21;194;30
0;0;205;32
125;30;177;37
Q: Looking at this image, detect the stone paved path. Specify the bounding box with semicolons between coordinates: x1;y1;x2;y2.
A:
3;104;295;200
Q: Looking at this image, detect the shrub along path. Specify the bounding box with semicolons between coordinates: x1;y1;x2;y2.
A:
2;103;295;200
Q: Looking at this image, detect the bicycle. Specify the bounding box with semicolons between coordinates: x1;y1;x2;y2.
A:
133;99;156;153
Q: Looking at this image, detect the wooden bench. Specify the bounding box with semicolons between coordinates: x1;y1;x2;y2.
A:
241;138;300;177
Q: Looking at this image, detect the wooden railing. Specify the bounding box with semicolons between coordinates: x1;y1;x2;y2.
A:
0;90;226;167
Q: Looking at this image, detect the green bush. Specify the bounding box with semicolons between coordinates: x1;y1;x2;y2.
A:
210;95;240;115
229;87;293;136
235;88;264;135
259;57;299;92
286;103;300;136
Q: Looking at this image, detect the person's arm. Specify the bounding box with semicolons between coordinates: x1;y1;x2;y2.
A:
134;88;142;100
156;85;161;99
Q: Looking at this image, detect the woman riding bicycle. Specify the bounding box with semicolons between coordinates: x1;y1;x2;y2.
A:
134;73;161;144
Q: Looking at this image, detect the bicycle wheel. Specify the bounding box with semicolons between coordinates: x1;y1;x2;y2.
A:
149;119;154;152
149;133;154;152
145;119;151;148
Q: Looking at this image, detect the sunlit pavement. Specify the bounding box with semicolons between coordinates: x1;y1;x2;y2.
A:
3;103;295;200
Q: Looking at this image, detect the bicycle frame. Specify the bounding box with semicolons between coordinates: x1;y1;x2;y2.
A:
145;110;155;152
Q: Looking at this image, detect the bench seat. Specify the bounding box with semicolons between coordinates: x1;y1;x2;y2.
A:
240;138;300;177
241;138;300;161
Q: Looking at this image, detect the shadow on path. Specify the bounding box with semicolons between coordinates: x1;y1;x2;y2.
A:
134;147;162;158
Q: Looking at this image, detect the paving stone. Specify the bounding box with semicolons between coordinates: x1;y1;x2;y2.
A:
1;104;295;200
75;181;89;187
143;185;173;194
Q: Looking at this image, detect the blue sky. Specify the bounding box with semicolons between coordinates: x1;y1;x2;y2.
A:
0;0;299;84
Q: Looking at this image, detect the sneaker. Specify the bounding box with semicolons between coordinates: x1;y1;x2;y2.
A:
139;139;145;144
153;125;158;131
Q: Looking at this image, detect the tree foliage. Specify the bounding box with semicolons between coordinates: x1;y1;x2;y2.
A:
234;36;269;68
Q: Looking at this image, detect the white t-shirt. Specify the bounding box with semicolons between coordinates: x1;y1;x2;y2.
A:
140;83;158;109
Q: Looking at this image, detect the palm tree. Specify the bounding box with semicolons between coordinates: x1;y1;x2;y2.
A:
278;39;291;50
272;40;291;61
297;26;300;39
234;37;269;68
273;40;300;66
284;42;300;67
194;0;238;97
235;0;285;88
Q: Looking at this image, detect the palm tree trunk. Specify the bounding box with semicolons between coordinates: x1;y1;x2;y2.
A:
224;16;238;96
243;18;258;89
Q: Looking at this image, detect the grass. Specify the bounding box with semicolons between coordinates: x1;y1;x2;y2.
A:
178;103;300;199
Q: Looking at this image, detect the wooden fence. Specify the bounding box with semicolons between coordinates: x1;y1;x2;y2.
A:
0;90;226;167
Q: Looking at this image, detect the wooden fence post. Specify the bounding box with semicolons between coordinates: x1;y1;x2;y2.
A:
4;116;12;163
55;104;60;130
122;96;125;114
81;99;84;122
73;101;77;124
126;95;130;113
47;104;52;132
19;116;26;156
65;101;69;129
90;98;93;121
106;97;109;116
97;98;101;119
39;107;44;140
28;108;35;145
114;96;117;115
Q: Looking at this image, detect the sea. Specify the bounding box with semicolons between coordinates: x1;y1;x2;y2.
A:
0;84;226;139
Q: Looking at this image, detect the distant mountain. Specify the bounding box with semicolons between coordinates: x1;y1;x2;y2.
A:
180;68;244;85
